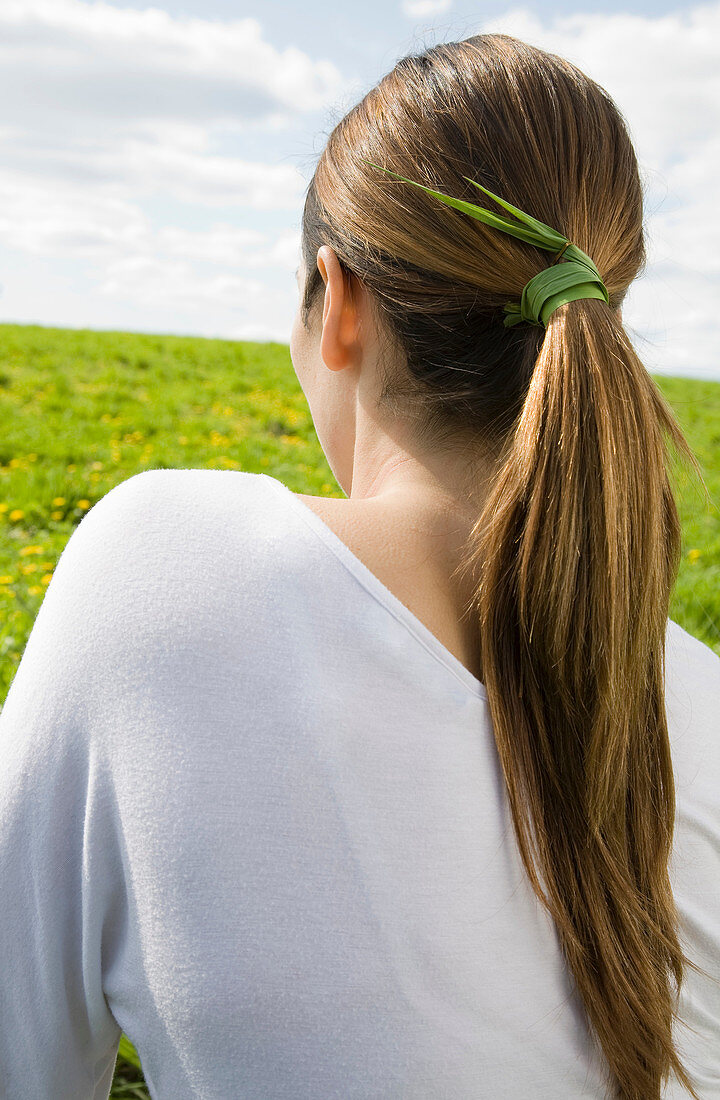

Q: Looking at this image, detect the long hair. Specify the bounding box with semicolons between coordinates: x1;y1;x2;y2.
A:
298;33;710;1099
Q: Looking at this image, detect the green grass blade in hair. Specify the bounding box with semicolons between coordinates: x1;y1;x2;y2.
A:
360;159;568;253
459;175;569;252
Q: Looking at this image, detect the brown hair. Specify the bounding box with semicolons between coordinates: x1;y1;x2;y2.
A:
298;33;711;1100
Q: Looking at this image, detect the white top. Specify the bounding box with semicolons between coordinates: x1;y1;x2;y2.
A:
0;467;718;1100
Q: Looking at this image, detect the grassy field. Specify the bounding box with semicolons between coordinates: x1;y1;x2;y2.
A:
0;321;718;1095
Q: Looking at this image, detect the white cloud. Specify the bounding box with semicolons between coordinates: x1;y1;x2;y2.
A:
0;0;344;218
97;254;296;343
475;3;720;378
0;0;345;127
0;0;329;336
0;130;306;211
0;174;148;257
401;0;453;16
154;225;267;266
99;255;266;310
0;157;302;340
0;169;301;264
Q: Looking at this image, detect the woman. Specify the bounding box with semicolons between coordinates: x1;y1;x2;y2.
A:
0;32;718;1100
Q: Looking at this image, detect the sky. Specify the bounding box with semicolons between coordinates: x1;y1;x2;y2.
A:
0;0;718;380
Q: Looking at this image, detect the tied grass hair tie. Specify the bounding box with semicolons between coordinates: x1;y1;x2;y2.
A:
360;159;610;328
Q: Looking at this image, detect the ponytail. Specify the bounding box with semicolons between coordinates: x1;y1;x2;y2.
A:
456;298;708;1099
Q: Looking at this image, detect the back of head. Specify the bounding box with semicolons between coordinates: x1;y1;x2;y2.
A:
298;33;709;1100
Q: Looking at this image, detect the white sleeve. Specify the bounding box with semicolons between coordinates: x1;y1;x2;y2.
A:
0;477;151;1099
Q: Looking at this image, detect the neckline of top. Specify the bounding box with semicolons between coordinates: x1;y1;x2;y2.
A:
259;473;488;703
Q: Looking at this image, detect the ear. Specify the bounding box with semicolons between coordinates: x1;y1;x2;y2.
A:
316;246;362;372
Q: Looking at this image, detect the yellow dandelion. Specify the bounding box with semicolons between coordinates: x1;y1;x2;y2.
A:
21;563;38;574
27;585;43;595
78;499;90;510
9;509;24;522
0;575;14;584
688;549;701;563
91;461;104;471
0;503;8;513
51;510;64;520
19;545;44;556
52;497;66;507
41;562;55;570
41;573;53;585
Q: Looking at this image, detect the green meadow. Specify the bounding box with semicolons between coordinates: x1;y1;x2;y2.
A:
0;321;718;1095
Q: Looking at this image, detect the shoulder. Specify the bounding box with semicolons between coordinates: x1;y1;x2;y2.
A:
665;617;720;687
80;467;267;525
43;468;279;649
664;618;720;769
61;468;272;562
